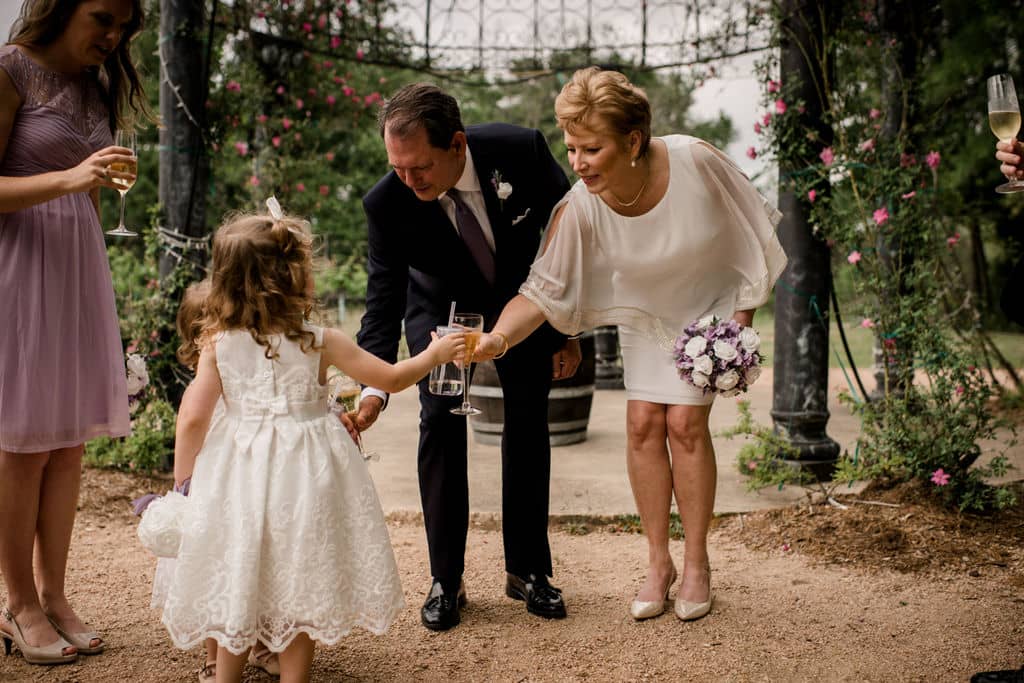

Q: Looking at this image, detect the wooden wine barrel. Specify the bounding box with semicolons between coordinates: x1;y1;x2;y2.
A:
469;333;596;447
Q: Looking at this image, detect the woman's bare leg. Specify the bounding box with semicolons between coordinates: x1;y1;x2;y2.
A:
666;404;715;603
624;400;676;601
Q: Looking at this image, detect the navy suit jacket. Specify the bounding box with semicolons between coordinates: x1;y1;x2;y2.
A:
358;123;570;360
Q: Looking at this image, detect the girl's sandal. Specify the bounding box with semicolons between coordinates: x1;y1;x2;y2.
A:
249;642;281;676
197;661;216;683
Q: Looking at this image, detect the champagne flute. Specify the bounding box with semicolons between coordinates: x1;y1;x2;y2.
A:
986;73;1024;194
328;372;378;460
106;129;139;236
450;313;484;416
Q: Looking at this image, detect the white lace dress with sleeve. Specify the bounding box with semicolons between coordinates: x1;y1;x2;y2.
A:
520;135;787;404
159;326;404;654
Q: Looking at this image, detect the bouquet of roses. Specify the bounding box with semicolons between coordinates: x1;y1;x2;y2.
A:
673;315;763;397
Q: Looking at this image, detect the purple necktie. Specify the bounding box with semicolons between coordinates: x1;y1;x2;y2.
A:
449;189;496;285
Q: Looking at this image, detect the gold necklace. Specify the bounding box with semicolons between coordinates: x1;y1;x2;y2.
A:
609;166;650;207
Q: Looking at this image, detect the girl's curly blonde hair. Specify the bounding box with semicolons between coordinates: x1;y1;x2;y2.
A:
196;211;319;359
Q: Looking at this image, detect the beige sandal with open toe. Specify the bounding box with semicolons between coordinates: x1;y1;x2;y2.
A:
48;617;104;655
1;609;77;665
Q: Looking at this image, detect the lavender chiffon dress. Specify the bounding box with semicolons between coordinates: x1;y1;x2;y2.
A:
0;45;129;453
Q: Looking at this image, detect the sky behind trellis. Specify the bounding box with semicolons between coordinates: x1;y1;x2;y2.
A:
0;2;770;184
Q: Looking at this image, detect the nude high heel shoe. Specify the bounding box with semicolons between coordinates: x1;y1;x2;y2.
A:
630;568;677;621
1;609;77;665
48;616;104;655
674;568;713;622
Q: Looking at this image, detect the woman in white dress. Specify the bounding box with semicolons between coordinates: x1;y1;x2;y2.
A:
476;67;786;622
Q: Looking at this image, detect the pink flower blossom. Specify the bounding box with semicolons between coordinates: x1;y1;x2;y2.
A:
926;151;941;169
901;191;916;199
747;461;758;471
847;251;862;265
295;182;306;192
271;136;281;148
330;35;341;49
869;108;881;119
294;133;301;141
276;85;285;95
317;13;327;29
873;207;889;225
775;98;787;115
820;147;835;166
282;117;293;130
767;79;780;93
326;94;336;106
900;153;916;168
807;189;817;203
319;185;329;196
249;175;260;187
355;48;364;60
322;60;333;68
225;80;241;93
342;86;354;97
955;385;965;395
295;98;304;109
325;151;335;161
233;141;248;156
947;233;961;247
126;340;138;353
257;114;268;124
753;122;762;134
302;22;312;33
859;138;875;152
762;113;772;126
860;318;875;329
746;147;757;160
930;468;950;486
307;88;317;96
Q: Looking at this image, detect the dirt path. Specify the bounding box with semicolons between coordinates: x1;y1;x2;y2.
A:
1;469;1022;682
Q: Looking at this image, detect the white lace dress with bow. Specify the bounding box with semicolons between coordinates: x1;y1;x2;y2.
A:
160;327;404;654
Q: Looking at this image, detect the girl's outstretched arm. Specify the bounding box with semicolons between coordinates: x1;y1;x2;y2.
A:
320;327;464;394
174;345;222;486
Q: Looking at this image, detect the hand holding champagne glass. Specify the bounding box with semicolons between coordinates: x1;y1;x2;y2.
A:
986;73;1024;194
450;313;484;416
328;372;378;460
107;129;139;236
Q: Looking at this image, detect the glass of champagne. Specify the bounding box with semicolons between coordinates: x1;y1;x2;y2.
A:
449;313;483;416
986;73;1024;194
106;129;139;236
328;372;378;460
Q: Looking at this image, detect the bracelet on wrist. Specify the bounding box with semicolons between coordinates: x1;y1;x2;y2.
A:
493;332;510;359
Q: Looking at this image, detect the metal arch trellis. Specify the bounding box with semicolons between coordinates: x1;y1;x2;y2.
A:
224;1;772;84
385;0;771;76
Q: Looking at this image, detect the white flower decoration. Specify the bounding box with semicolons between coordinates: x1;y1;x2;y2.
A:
692;354;714;375
695;315;715;330
126;353;150;396
744;366;762;385
684;336;708;359
713;339;739;362
691;371;710;388
496;182;513;200
715;369;740;391
739;327;761;354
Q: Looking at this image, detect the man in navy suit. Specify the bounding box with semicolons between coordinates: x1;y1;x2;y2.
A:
351;83;578;631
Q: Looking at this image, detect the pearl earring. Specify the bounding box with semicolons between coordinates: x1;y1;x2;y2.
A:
631;158;636;168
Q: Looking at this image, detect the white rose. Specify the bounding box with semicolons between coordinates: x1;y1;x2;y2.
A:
715;369;740;391
713;339;739;362
693;354;714;375
126;353;149;395
745;366;762;386
683;336;708;359
739;327;761;354
496;182;513;200
695;315;715;330
691;371;710;388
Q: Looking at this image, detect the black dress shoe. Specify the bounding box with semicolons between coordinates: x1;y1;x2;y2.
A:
420;579;467;631
971;667;1024;683
505;573;567;619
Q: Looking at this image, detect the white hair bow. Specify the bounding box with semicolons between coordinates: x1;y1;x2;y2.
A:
265;195;284;220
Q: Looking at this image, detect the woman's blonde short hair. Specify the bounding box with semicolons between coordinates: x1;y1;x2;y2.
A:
554;67;652;158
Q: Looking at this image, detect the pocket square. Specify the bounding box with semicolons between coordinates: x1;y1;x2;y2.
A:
511;208;531;225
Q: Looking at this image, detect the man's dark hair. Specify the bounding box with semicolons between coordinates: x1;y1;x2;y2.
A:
378;83;465;150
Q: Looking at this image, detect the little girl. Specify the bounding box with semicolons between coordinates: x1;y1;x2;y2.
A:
160;210;465;683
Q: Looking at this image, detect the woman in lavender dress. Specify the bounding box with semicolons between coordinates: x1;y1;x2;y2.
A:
0;0;149;666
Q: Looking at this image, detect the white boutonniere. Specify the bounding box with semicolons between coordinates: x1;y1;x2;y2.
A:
491;169;513;208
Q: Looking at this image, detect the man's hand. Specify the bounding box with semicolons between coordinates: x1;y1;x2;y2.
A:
353;395;384;432
552;338;582;381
